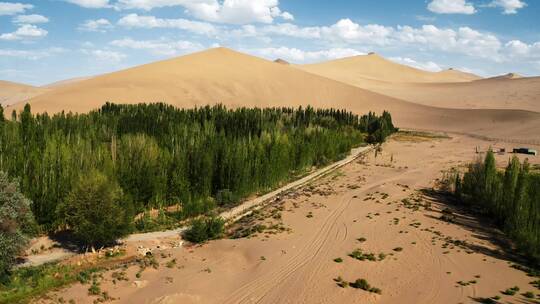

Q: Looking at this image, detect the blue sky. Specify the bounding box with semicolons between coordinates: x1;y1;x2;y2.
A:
0;0;539;85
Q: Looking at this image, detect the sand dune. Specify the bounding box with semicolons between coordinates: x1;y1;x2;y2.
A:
299;56;539;112
300;53;480;84
7;48;540;142
0;80;46;107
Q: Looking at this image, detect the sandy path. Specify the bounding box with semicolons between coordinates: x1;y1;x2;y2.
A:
40;134;540;304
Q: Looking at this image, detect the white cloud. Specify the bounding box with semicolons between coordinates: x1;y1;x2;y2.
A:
427;0;476;14
110;37;203;56
65;0;111;8
248;46;364;63
0;24;48;41
487;0;526;14
505;40;540;58
12;14;49;24
396;25;502;60
389;57;442;72
0;47;65;60
0;2;33;15
261;19;393;45
117;13;217;35
116;0;293;24
78;18;113;32
83;49;126;62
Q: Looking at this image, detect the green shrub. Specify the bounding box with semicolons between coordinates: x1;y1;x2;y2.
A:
0;172;37;280
56;171;133;248
184;216;225;243
333;257;343;263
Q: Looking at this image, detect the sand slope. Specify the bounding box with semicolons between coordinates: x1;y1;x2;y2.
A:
0;80;46;107
8;48;540;142
299;56;539;112
300;53;480;84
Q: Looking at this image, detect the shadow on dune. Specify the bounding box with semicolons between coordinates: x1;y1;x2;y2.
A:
470;296;539;304
419;188;528;264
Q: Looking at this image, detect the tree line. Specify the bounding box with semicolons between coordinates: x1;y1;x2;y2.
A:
0;103;396;237
451;151;540;264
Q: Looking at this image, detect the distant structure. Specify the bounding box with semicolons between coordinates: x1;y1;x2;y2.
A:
274;58;290;65
513;148;538;156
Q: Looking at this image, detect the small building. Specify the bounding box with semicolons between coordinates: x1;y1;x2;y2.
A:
513;148;538;156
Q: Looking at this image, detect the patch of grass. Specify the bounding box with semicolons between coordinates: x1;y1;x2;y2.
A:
0;262;103;304
349;249;377;261
522;291;535;299
349;278;382;294
166;258;177;269
502;286;520;296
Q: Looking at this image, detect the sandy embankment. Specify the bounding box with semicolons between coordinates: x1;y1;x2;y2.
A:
39;134;540;304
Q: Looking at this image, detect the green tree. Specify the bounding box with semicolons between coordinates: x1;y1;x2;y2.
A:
56;171;133;248
0;171;36;279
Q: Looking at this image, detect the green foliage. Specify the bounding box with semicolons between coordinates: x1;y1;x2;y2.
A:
0;263;77;304
0;103;394;238
359;111;397;143
184;216;225;243
455;152;540;263
56;171;133;247
0;172;37;280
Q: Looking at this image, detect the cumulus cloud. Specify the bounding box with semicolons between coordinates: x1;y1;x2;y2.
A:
116;0;293;24
78;18;113;32
118;13;217;35
248;46;364;63
65;0;111;8
83;49;126;62
12;14;49;24
260;19;393;45
110;37;203;56
0;47;65;59
427;0;476;14
389;57;442;72
396;25;502;60
0;24;48;41
505;40;540;58
487;0;526;14
0;2;33;15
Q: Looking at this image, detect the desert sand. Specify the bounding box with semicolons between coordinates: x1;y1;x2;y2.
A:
299;54;540;112
0;80;46;107
6;48;540;143
38;133;540;304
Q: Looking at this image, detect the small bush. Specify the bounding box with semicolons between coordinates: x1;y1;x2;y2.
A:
522;291;535;298
184;216;225;243
393;247;403;252
333;257;343;263
502;286;520;295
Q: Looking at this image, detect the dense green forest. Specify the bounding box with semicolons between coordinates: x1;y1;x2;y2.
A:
451;151;540;264
0;103;396;237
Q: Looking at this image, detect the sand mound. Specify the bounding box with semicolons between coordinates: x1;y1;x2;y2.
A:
0;80;46;107
8;48;540;142
300;53;481;84
300;56;539;113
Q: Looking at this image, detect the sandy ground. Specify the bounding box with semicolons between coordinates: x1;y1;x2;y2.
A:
38;134;540;304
